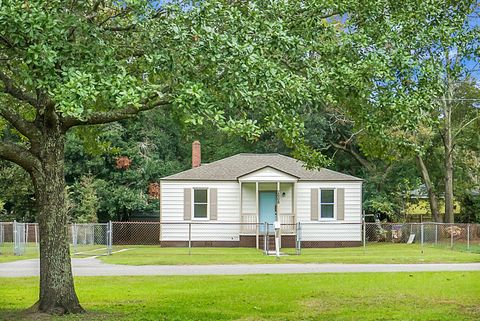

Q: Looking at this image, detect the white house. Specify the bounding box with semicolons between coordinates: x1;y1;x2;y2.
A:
159;141;363;248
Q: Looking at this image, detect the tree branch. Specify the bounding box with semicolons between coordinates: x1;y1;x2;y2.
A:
92;0;103;12
331;141;374;171
62;98;170;129
101;8;166;32
0;104;40;141
103;25;137;32
0;71;39;108
0;35;14;49
0;141;41;174
453;114;480;140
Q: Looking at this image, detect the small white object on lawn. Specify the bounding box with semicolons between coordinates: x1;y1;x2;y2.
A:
407;234;416;244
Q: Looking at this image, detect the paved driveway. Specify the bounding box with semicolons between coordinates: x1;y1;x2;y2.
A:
1;259;480;277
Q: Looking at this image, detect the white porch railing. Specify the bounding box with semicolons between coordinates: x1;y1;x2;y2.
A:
240;213;296;235
240;214;257;234
279;214;295;234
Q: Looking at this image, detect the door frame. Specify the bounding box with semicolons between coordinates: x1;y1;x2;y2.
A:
258;190;278;223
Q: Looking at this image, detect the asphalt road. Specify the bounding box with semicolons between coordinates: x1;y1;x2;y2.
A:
1;259;480;277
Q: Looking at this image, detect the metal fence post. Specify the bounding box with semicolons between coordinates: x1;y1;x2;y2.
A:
71;223;77;254
435;224;438;244
0;223;3;254
13;220;18;256
25;224;29;250
34;224;39;250
467;223;470;252
90;224;94;245
188;222;192;255
420;223;424;253
13;220;25;256
264;222;268;255
296;222;302;255
107;221;113;255
450;224;454;250
362;221;366;253
255;222;259;250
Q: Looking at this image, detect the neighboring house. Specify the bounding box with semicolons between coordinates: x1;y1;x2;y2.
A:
159;141;363;248
404;186;461;222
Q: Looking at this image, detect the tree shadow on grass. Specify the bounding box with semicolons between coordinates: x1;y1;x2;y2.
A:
0;310;120;321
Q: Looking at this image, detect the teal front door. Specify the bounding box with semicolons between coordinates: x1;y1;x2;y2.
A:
259;191;277;233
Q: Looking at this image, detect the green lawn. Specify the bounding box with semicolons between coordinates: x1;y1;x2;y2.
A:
0;243;38;263
0;272;479;320
0;244;108;263
99;243;480;265
2;243;480;265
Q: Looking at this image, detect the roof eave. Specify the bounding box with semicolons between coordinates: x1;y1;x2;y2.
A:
236;165;301;180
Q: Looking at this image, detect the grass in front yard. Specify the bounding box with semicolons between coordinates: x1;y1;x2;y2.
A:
0;243;38;263
0;272;479;320
0;243;108;263
99;243;480;265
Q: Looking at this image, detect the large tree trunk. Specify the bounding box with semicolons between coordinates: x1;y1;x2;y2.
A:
415;155;441;222
30;125;84;314
444;98;455;223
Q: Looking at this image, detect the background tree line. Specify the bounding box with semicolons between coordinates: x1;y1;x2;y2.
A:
2;82;478;224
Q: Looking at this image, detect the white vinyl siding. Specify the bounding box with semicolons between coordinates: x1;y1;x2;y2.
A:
241;183;256;215
278;184;293;215
297;181;362;241
160;181;240;241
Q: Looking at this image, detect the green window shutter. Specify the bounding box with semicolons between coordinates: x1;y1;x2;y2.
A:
210;188;218;220
311;188;318;221
337;188;345;220
184;188;191;220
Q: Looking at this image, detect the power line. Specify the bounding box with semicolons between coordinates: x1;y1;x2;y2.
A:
435;98;480;101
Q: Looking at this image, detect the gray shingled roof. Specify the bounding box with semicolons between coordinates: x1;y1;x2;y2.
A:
162;153;362;181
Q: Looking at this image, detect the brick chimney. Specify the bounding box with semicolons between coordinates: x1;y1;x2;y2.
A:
192;140;201;168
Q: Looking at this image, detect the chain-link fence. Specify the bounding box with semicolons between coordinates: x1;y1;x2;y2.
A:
0;221;112;257
70;222;112;257
295;222;363;250
364;222;480;253
13;221;26;255
111;222;298;256
0;222;38;256
0;222;10;255
1;221;479;259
